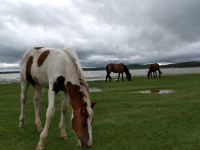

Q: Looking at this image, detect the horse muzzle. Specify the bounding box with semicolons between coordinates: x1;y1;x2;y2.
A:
80;139;93;148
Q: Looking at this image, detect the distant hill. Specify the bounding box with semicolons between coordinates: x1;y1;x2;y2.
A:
1;61;200;73
161;61;200;68
128;61;200;69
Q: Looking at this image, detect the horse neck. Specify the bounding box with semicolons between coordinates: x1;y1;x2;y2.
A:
68;82;90;110
71;102;82;116
123;65;130;75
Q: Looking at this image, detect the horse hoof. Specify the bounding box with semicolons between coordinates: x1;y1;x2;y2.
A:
19;124;24;129
35;125;43;133
37;128;43;133
19;120;24;129
60;135;68;140
36;145;45;150
60;132;68;140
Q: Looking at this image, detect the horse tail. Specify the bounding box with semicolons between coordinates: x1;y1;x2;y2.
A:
63;48;88;86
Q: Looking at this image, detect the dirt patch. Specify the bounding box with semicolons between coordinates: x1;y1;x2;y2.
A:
134;89;175;94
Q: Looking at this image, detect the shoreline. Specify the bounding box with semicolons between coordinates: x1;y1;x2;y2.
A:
0;67;200;84
0;73;200;85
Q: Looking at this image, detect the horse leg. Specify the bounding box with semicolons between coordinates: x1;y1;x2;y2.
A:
118;73;120;82
34;86;43;133
109;73;112;82
105;74;108;82
59;91;68;139
19;81;29;129
122;72;124;82
154;71;157;78
37;84;56;150
158;69;161;78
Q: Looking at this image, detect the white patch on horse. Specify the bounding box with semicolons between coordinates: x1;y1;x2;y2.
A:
87;107;93;147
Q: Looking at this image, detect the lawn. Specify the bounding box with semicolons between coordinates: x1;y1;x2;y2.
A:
0;74;200;150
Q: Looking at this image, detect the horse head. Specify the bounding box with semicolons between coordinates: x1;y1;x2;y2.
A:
67;82;96;148
126;72;132;81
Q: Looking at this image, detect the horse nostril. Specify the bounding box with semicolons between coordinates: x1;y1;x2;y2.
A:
86;140;93;148
87;144;92;148
80;141;92;148
80;141;87;148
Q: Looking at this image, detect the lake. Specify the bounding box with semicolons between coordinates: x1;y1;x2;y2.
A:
0;67;200;83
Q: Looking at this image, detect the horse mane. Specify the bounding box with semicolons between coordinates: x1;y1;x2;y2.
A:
122;64;130;75
62;48;88;87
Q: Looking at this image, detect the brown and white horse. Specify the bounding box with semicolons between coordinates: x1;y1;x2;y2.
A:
147;63;162;79
19;47;96;149
105;63;132;82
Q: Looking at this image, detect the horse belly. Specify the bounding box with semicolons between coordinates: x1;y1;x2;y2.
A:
31;65;49;87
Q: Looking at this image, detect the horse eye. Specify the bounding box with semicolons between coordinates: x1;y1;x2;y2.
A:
82;121;88;128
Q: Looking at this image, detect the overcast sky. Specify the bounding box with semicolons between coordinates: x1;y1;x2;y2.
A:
0;0;200;68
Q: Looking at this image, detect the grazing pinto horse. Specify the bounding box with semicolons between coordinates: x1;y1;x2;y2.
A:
19;47;96;149
147;63;162;79
105;63;131;82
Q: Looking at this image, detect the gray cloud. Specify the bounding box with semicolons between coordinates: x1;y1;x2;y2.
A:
0;0;200;68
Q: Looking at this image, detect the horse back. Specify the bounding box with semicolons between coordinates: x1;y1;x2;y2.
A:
149;63;160;72
106;63;124;73
20;48;79;87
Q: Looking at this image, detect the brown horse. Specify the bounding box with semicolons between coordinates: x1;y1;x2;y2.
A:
105;63;132;82
147;63;162;79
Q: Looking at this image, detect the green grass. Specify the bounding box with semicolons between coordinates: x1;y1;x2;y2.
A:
0;74;200;150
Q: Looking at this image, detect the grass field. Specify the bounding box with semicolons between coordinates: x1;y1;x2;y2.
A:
0;74;200;150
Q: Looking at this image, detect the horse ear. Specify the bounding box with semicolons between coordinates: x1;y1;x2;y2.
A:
91;102;97;109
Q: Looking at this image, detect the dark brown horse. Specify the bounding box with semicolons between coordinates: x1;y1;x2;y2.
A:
147;63;162;79
105;63;131;82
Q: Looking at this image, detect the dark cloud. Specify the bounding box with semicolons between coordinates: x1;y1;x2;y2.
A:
0;0;200;68
151;0;200;38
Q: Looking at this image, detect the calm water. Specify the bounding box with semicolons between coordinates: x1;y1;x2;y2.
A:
0;67;200;83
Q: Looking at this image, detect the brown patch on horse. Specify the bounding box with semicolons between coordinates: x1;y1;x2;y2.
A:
33;47;44;50
107;63;124;73
26;56;36;86
67;82;89;145
37;50;50;67
67;82;85;109
72;102;89;146
52;76;66;94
